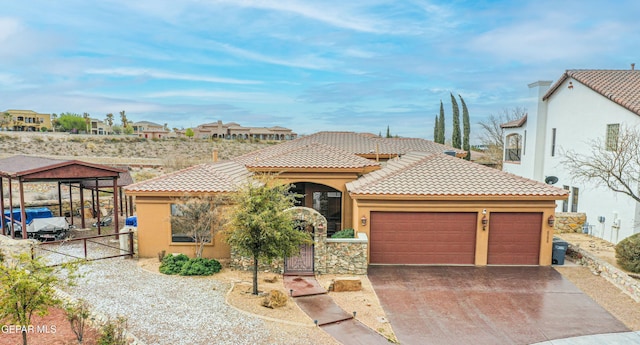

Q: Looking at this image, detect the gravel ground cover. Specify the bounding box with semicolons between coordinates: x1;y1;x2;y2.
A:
40;244;330;345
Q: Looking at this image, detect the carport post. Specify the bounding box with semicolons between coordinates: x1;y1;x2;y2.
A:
8;176;14;238
96;178;101;235
57;181;63;217
0;177;5;234
113;178;119;240
19;178;26;239
80;183;85;229
68;182;73;227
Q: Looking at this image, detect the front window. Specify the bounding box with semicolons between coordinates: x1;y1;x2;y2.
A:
606;124;620;151
562;185;569;212
571;187;579;212
504;133;522;162
170;203;212;243
551;128;557;157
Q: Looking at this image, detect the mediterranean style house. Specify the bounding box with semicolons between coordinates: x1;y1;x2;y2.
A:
131;121;169;139
1;110;52;132
176;120;297;140
125;131;567;271
502;68;640;243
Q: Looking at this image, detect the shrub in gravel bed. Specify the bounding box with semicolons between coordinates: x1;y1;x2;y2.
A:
159;254;222;276
616;233;640;273
159;253;189;275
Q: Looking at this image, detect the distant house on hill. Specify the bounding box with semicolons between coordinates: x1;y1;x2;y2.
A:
90;118;109;135
176;120;297;140
1;110;52;132
131;121;169;139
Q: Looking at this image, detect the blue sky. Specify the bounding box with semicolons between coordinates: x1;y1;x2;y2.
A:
1;1;639;142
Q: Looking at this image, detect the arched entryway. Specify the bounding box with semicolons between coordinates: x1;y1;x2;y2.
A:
284;207;327;275
289;182;342;237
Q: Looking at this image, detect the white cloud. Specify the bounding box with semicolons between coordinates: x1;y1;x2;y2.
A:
85;68;262;85
143;89;295;104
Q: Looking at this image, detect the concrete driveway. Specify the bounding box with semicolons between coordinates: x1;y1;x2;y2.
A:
368;266;629;345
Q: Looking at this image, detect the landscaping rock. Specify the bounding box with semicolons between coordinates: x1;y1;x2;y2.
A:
262;290;288;309
263;275;278;283
333;277;362;292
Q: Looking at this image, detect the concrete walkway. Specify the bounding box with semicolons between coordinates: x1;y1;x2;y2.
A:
531;331;640;345
284;275;390;345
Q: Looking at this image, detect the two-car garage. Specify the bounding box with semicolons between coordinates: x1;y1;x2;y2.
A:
369;211;544;266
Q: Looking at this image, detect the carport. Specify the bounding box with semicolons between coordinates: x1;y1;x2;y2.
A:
0;155;126;239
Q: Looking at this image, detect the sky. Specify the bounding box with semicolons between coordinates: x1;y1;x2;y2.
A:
1;1;639;142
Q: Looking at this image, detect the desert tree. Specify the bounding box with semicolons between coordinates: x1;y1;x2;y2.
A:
433;115;439;142
170;194;229;258
119;110;128;128
478;107;526;169
82;112;91;133
1;112;12;130
51;113;58;132
460;95;471;160
450;93;461;149
105;113;114;133
386;125;391;138
57;113;86;133
225;176;311;295
562;125;640;203
0;253;81;345
185;128;195;139
64;299;91;344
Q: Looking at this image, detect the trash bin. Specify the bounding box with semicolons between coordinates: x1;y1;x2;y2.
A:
552;237;568;265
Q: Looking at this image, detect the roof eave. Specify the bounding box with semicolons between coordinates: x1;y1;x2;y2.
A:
349;193;568;201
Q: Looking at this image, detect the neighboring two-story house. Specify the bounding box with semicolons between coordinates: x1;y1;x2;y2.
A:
2;109;52;132
503;69;640;243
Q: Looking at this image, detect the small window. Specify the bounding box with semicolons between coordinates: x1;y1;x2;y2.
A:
523;130;527;155
571;187;579;212
605;124;620;151
170;203;212;243
551;128;557;157
504;133;522;162
562;186;569;212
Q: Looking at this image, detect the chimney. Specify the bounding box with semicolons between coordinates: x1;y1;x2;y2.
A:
212;149;218;162
632;63;636;71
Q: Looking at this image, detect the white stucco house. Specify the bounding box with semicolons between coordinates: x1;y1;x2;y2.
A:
502;68;640;243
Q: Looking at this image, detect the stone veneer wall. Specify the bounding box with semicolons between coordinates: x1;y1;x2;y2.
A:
567;244;640;302
554;212;587;233
321;233;368;275
229;250;284;273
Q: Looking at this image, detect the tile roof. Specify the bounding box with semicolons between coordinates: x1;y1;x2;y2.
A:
543;69;640;116
347;152;568;197
243;142;379;169
124;160;251;193
501;115;528;128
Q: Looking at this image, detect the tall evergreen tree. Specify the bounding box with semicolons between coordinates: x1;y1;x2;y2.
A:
460;95;471;160
451;93;461;149
437;100;445;144
433;116;439;142
386;125;391;138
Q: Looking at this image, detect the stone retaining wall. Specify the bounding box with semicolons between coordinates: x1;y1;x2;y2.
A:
0;235;38;264
567;244;640;302
322;233;368;275
554;212;587;233
229;250;284;273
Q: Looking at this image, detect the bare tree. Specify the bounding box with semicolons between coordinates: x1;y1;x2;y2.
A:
563;125;640;203
170;194;229;258
478;107;527;169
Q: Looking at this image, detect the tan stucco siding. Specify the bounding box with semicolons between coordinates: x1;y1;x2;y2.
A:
352;198;558;266
135;196;230;259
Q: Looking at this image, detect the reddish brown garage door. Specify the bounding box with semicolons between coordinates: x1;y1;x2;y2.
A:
370;212;477;265
488;212;542;265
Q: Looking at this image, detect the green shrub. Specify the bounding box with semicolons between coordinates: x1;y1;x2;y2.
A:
331;228;355;239
97;317;128;345
159;254;222;276
179;257;222;276
615;233;640;273
159;253;189;275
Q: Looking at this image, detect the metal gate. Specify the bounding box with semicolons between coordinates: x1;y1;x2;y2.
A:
284;242;314;274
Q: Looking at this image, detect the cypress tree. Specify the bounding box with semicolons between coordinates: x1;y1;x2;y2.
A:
438;100;445;144
460;95;471;160
433;116;439;142
451;93;461;149
386;125;391;138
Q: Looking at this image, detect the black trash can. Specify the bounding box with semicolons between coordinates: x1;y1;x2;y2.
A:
552;237;568;265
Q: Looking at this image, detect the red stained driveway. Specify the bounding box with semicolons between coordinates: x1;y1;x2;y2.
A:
368;266;628;345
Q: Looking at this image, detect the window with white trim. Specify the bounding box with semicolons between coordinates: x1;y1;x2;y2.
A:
605;123;620;151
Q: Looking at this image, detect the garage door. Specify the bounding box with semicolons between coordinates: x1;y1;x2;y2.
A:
488;212;542;265
370;212;477;265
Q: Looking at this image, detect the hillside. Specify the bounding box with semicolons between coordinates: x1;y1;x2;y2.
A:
0;132;274;181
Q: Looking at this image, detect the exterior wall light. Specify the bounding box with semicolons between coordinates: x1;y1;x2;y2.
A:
481;215;488;230
361;215;367;226
548;215;555;227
